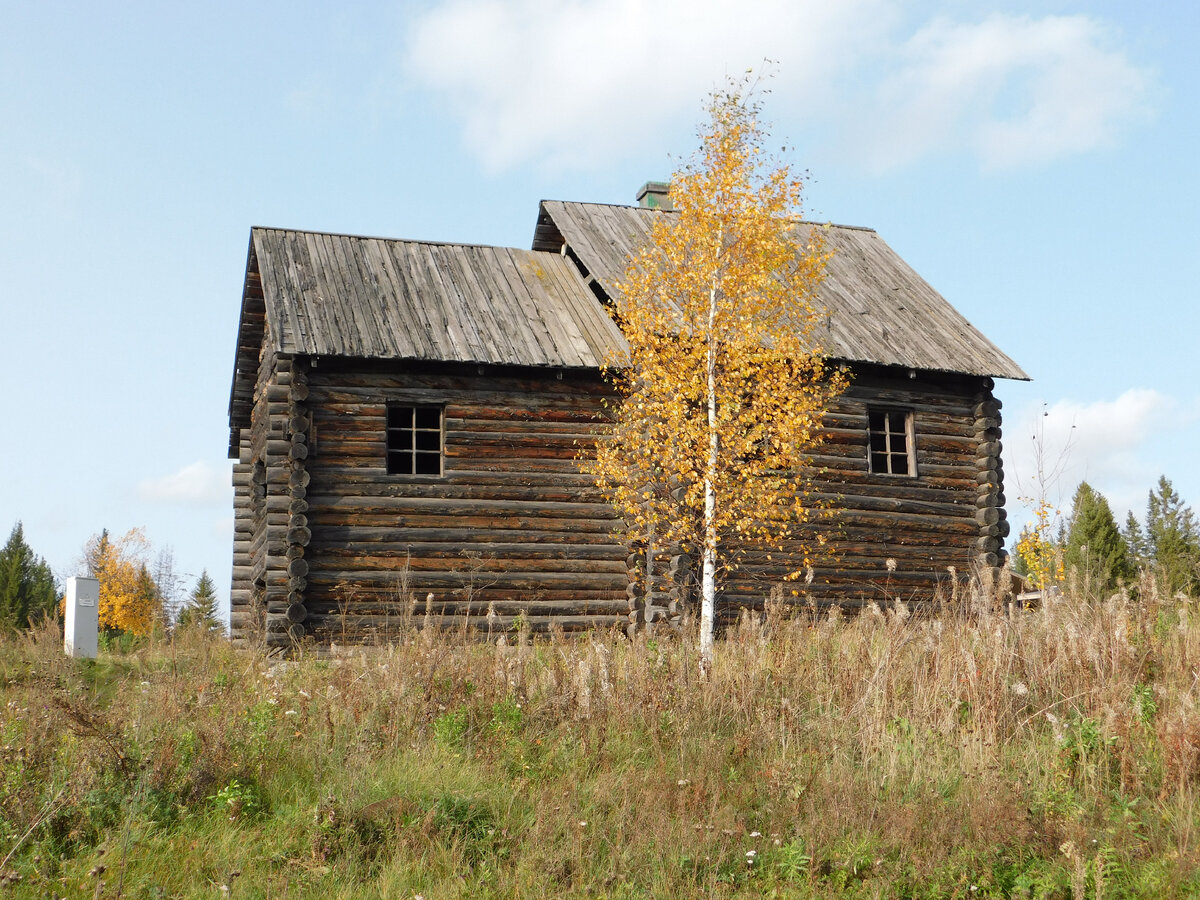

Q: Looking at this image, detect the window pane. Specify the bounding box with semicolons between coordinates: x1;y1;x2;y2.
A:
387;406;412;430
868;408;914;476
387;450;413;475
414;452;440;475
387;405;443;476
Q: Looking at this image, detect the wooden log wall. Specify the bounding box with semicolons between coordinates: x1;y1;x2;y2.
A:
280;359;312;644
972;385;1009;571
229;320;299;646
298;360;628;642
707;369;1008;618
230;354;1012;643
230;441;252;640
625;522;688;637
230;345;276;641
229;265;266;644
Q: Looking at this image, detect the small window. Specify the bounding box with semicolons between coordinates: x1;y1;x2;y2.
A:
868;408;915;476
387;405;443;475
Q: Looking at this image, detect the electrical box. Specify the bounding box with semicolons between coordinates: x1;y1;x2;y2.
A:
65;576;99;659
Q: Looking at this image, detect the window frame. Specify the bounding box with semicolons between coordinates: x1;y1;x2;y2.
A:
385;403;445;477
867;407;916;477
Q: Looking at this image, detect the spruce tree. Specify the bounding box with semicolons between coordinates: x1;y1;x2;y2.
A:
0;522;59;630
178;570;221;632
1145;476;1200;596
1122;511;1147;568
1063;482;1133;595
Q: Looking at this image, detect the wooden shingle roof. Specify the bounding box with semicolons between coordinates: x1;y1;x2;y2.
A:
253;227;625;366
230;202;1027;450
228;228;628;446
533;200;1029;382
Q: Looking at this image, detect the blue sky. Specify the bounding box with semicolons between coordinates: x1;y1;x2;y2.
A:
3;1;1197;615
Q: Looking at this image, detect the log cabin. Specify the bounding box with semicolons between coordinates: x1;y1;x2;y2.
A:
227;187;1027;646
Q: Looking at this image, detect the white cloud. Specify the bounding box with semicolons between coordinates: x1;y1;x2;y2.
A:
1005;388;1176;521
402;3;1154;173
138;461;229;506
402;0;893;172
863;14;1155;171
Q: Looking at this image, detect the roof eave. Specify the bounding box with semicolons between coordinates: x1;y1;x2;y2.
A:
227;231;269;458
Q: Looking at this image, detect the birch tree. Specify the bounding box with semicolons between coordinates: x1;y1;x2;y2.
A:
592;77;845;676
83;528;164;636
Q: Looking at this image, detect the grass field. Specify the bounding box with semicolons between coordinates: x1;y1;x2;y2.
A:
3;576;1200;898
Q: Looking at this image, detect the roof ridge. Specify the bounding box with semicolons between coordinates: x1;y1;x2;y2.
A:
540;200;876;233
251;225;559;254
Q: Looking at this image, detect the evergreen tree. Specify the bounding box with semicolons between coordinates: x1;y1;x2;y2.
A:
0;522;59;630
134;564;161;628
1145;476;1200;595
1062;482;1132;594
178;570;221;632
1010;533;1030;578
1122;511;1147;568
84;528;110;577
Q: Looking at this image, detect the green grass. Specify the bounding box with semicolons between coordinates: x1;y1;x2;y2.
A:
3;577;1200;897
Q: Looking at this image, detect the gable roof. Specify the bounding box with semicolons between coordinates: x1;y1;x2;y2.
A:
534;200;1028;382
228;227;628;450
230;203;1028;452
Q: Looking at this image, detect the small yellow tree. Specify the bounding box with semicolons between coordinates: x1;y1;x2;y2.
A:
84;527;163;636
592;77;845;675
1014;499;1064;591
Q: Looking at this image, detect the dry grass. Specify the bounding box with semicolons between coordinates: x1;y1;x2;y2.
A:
2;575;1200;897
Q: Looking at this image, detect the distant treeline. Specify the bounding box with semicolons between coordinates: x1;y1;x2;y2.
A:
1015;475;1200;596
0;522;220;636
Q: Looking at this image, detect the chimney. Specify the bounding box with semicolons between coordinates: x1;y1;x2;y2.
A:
636;181;672;211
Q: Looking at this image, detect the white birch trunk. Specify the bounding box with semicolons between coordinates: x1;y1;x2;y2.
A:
699;226;721;680
700;485;716;678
